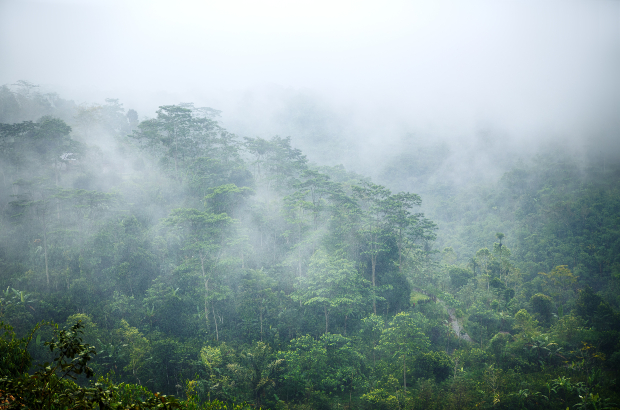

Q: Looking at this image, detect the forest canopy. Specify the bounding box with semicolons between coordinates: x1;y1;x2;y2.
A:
1;83;620;409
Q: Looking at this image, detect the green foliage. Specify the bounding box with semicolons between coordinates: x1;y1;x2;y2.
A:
412;351;452;383
576;286;620;331
293;249;369;334
361;388;400;410
279;332;363;402
467;304;503;345
448;266;473;289
117;319;150;382
379;311;430;391
530;293;554;326
2;321;116;409
514;309;539;336
0;321;31;377
488;332;510;362
2;87;620;409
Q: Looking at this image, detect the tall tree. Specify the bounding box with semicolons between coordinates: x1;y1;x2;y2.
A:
243;136;307;192
133;105;213;182
293;249;368;334
383;191;436;277
384;192;421;274
379;312;429;393
204;183;253;217
165;208;233;340
353;181;391;314
31;116;74;186
238;269;279;341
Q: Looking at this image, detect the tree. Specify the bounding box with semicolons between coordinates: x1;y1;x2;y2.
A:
282;189;314;280
0;287;35;322
198;343;239;402
165;208;234;340
538;265;578;315
1;116;77;222
279;334;328;402
116;319;150;384
238;269;279;341
30;116;75;185
575;286;620;331
294;169;333;231
530;293;554;327
475;248;493;290
360;314;385;370
412;351;452;383
322;181;361;253
237;341;284;407
243;136;307;192
243;137;272;178
132;105;221;182
204;183;253;217
514;309;539;337
449;266;473;289
379;311;429;393
294;249;369;334
0;121;34;188
383;192;422;274
279;333;363;404
353;181;392;314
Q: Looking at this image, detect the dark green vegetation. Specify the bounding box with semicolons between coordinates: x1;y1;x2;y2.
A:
1;82;620;409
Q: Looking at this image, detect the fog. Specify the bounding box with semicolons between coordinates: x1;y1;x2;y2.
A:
2;0;619;187
3;3;620;402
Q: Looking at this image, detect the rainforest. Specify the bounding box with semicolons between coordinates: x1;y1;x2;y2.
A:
2;1;620;409
1;81;619;409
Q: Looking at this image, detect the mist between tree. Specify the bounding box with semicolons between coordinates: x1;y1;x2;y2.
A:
1;81;620;409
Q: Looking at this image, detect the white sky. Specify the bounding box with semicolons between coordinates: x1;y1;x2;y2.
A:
1;0;619;153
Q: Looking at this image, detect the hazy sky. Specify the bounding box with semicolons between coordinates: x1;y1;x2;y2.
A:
2;0;619;161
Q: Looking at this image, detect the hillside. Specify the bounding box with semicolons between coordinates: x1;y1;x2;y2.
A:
1;84;619;409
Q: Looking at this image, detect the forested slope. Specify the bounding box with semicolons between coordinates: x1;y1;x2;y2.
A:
1;83;619;409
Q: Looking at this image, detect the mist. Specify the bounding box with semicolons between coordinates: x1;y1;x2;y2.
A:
4;1;620;406
2;0;619;183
